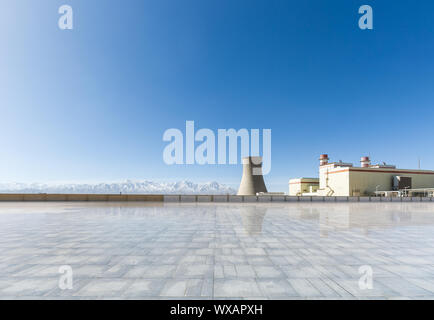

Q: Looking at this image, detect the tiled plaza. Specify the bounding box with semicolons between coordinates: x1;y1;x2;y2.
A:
1;202;434;299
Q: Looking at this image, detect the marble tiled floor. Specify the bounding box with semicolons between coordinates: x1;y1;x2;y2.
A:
1;202;434;299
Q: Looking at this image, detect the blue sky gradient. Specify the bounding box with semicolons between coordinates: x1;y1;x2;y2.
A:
1;1;434;191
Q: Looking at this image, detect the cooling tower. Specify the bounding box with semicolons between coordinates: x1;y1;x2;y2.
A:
237;156;268;195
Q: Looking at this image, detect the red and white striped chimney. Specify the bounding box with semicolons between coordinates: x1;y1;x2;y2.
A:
360;156;371;168
319;154;329;166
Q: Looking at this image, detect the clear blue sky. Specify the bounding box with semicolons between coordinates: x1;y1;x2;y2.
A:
1;0;434;191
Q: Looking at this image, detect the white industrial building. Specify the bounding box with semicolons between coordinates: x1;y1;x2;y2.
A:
289;154;434;197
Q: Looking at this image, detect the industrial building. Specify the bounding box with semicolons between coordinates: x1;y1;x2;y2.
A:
289;154;434;197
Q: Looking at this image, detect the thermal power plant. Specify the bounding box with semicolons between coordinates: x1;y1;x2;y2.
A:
289;154;434;197
237;156;268;196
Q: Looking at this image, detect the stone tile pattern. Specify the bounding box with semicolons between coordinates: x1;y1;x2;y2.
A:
1;202;434;299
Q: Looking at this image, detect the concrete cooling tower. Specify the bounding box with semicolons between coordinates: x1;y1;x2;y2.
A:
237;156;268;196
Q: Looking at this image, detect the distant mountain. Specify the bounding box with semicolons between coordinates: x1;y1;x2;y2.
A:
0;180;236;195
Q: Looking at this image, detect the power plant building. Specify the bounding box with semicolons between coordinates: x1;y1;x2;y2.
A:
289;154;434;197
289;178;319;196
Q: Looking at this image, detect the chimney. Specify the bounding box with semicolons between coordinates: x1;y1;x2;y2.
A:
319;154;329;166
360;156;371;168
237;156;268;196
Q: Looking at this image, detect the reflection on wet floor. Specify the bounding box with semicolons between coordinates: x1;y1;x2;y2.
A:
1;202;434;299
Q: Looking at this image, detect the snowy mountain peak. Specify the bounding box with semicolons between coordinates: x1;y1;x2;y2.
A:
0;180;236;195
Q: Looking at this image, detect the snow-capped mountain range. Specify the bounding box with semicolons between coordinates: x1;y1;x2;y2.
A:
0;180;236;195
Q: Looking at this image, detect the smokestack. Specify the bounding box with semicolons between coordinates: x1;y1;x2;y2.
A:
237;156;268;196
319;154;329;166
360;156;371;168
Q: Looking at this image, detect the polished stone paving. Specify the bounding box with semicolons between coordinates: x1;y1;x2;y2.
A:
1;202;434;299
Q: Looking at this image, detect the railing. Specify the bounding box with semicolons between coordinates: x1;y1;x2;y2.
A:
0;193;432;202
163;195;434;203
